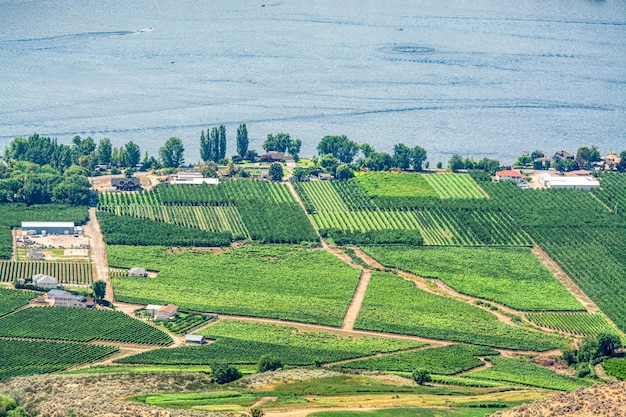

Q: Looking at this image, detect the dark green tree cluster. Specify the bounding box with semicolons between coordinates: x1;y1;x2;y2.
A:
236;123;249;158
211;363;242;384
159;137;185;168
619;150;626;172
318;135;359;164
562;333;622;378
200;126;227;163
263;133;302;161
448;154;500;174
257;354;283;372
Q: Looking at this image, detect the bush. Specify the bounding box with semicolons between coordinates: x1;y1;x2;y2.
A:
258;354;283;373
211;364;242;384
412;369;432;385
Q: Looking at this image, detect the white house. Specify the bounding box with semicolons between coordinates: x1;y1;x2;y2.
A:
494;170;525;183
146;304;164;315
128;267;147;277
154;304;178;321
172;172;219;185
31;274;58;289
539;173;600;190
47;289;95;308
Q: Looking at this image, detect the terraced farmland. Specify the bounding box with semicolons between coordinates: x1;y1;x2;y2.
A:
0;260;94;285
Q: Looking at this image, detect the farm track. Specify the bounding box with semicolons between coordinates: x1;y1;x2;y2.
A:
285;181;327;248
454;357;494;376
68;346;151;370
322;345;430;368
342;269;371;330
85;207;113;301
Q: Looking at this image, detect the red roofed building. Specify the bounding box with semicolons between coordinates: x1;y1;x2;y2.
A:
494;169;525;183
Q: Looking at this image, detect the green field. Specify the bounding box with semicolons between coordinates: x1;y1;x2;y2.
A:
602;358;626;380
0;260;94;285
362;246;583;311
0;307;172;345
0;339;118;380
355;172;438;197
309;408;508;417
335;344;498;375
466;356;591;391
354;272;565;351
0;287;38;316
110;245;361;326
422;173;486;199
527;312;621;337
117;319;423;366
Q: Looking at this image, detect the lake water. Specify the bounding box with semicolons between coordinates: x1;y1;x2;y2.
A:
0;0;624;165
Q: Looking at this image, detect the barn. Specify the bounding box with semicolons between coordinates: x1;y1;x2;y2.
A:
22;222;75;235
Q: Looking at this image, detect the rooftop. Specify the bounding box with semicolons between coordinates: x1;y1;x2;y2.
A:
496;170;523;177
22;222;75;228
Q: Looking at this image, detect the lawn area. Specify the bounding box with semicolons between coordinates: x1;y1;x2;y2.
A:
362;246;583;311
109;245;361;326
116;319;423;365
354;272;565;351
354;172;438;197
466;357;591;391
335;344;498;374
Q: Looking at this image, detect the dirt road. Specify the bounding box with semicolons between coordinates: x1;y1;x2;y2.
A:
85;207;113;301
342;269;371;330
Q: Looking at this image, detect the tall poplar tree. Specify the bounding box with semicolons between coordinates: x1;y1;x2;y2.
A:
200;130;210;162
218;125;227;160
236;123;249;157
210;127;220;162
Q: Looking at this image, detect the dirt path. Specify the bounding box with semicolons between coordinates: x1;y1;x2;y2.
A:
285;180;328;249
531;245;598;313
85;207;113;302
324;345;430;368
454;357;494;376
342;269;371;330
251;396;279;408
69;347;151;370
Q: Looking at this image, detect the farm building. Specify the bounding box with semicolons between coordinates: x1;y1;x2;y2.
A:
172;172;219;185
539;173;600;190
145;304;163;315
128;267;147;277
185;334;206;345
111;177;142;191
553;150;575;161
260;151;293;162
154;304;178;321
28;248;44;260
22;222;75;235
48;289;95;308
31;274;58;289
494;170;525;183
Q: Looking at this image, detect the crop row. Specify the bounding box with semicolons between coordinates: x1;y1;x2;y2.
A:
527;312;620;336
0;260;94;285
593;172;626;219
0;339;118;380
313;210;420;233
116;319;422;365
422;173;486;199
602;358;626;380
98;204;248;239
0;287;38;316
0;307;172;345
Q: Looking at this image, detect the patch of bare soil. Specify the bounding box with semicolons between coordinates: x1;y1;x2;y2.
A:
244;369;342;389
0;372;232;417
493;381;626;417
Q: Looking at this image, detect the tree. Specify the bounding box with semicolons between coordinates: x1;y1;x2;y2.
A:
200;130;210;162
411;369;431;385
263;133;292;153
268;163;283;181
258;354;283;372
596;333;622;357
236;123;249;157
287;138;302;161
335;164;354;180
319;154;339;175
448;154;464;172
364;152;393;171
317;135;359;163
249;408;265;417
123;141;141;168
96;138;112;165
618;150;626;172
219;125;227;160
531;149;544;160
159;137;185;168
211;364;242;384
91;280;107;300
575;145;601;169
360;143;375;159
576;337;598;363
291;167;310;182
515;154;533;167
393;143;412;170
411;146;427;171
210;127;220;162
555;158;575;173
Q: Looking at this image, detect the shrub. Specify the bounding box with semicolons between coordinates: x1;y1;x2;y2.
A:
211;364;242;384
412;369;432;385
258;354;283;372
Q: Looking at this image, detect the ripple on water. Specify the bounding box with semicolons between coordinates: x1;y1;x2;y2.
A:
380;45;436;54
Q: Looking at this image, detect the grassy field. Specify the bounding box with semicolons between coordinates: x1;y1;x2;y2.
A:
109;245;361;326
467;357;591;391
362;246;583;311
0;307;172;345
354;272;565;351
117;319;423;365
335;344;498;374
355;172;438;197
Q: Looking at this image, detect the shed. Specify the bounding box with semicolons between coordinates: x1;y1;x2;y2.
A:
128;267;147;277
22;222;75;235
185;334;207;345
32;274;58;289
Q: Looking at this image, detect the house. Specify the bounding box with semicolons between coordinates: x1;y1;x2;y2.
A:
128;267;147;277
604;154;622;170
146;304;163;315
494;170;525;183
47;289;95;308
553;150;575;161
28;248;44;260
185;334;207;345
22;222;75;235
538;173;600;190
111;177;142;191
154;304;178;321
260;151;285;162
31;274;58;289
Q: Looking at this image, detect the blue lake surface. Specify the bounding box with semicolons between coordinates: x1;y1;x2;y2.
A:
0;0;625;164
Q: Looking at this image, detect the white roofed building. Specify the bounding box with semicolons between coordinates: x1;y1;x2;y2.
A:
32;274;58;289
539;173;600;190
22;222;75;235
